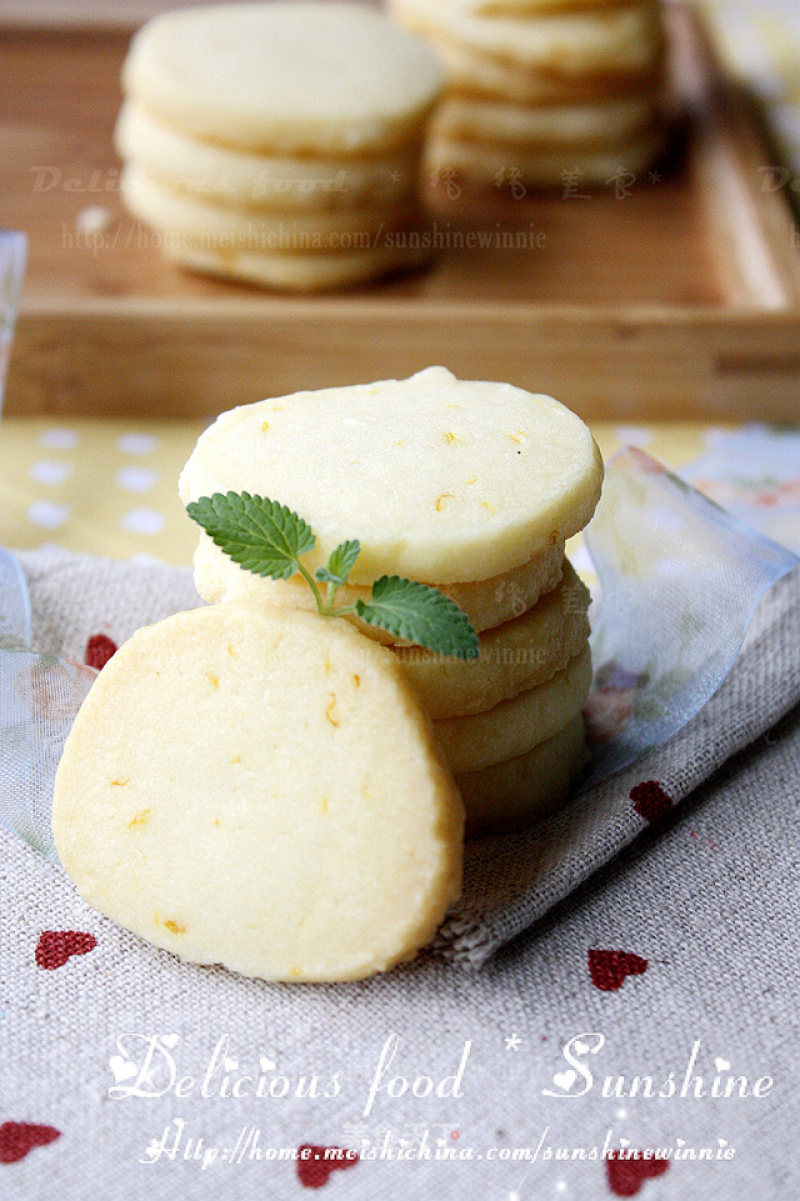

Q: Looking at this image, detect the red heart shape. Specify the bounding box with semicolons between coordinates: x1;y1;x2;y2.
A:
35;930;97;970
589;949;648;992
84;633;118;670
629;781;673;823
0;1122;60;1164
296;1145;359;1189
606;1151;669;1195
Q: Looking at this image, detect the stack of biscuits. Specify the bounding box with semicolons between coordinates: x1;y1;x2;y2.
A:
179;366;603;837
388;0;666;190
115;2;444;291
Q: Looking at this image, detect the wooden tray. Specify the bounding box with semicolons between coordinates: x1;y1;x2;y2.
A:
3;3;800;420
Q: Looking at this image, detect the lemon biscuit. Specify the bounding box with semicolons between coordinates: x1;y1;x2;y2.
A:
161;240;430;292
432;93;657;149
397;560;590;718
433;641;592;773
389;0;663;77
179;367;604;586
192;535;566;644
52;602;463;983
431;34;663;104
116;102;421;212
121;163;416;254
428;124;664;186
122;2;445;156
455;712;588;836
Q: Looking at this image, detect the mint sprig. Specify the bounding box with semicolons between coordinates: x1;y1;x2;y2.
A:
356;576;478;658
186;491;479;660
315;539;361;587
186;491;315;579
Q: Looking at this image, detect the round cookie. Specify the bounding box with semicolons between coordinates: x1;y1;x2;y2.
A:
389;0;663;76
456;713;588;836
431;34;664;104
52;601;463;983
192;535;566;645
179;366;604;585
121;163;416;253
116;102;421;212
122;2;445;156
163;240;430;292
432;94;657;149
428;125;665;187
434;641;592;773
396;560;590;718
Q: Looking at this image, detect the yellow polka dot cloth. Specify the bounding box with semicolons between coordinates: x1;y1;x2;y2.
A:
0;419;206;565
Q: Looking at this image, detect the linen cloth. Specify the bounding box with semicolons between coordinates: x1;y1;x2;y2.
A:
1;556;798;1198
1;547;799;1198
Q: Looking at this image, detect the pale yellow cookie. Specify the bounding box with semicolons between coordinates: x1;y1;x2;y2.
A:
456;712;588;836
389;0;663;76
115;101;421;212
121;163;416;253
52;601;463;983
192;535;566;644
179;367;604;585
428;124;664;186
432;93;657;148
432;33;664;103
397;560;589;717
163;240;430;292
122;2;444;156
434;641;592;773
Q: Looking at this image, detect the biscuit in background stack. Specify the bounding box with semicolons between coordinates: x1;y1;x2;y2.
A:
179;366;603;836
116;2;444;290
388;0;667;191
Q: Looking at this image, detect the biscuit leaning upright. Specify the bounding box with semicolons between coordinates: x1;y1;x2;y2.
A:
117;2;445;289
53;603;464;983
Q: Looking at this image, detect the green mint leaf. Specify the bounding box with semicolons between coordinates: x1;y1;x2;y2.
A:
186;491;315;580
355;576;479;660
315;540;361;587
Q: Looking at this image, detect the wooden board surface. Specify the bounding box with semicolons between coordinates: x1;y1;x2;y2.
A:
2;3;800;419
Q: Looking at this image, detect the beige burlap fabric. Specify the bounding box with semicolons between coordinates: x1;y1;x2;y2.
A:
1;550;798;1199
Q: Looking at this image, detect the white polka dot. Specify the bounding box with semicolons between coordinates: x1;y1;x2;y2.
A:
117;433;158;456
39;427;77;450
29;459;72;485
615;425;653;448
116;465;158;493
75;205;113;234
27;500;70;529
121;507;164;535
